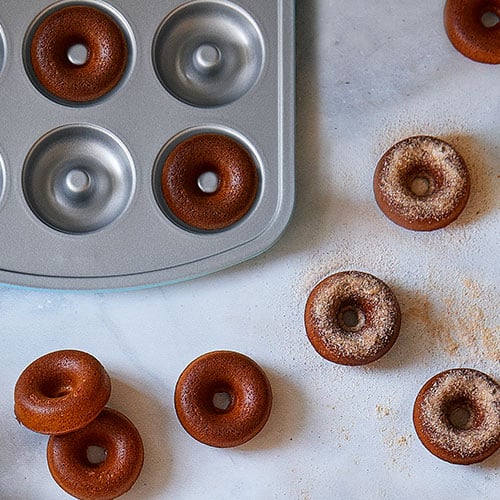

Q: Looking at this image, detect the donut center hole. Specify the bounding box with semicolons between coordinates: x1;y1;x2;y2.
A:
67;43;89;66
86;445;107;465
39;377;71;398
64;168;92;200
338;305;366;332
481;11;500;28
194;44;222;72
409;175;433;197
197;171;220;194
212;391;232;411
446;401;475;430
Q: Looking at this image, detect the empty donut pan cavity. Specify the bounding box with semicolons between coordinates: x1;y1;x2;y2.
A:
0;1;294;289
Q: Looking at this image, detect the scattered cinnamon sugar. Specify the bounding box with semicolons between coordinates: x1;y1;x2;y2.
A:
386;434;411;450
444;279;500;362
376;405;391;418
340;427;351;441
404;291;459;356
396;435;409;447
397;276;499;364
482;330;500;362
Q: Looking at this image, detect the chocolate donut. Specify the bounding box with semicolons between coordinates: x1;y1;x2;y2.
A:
161;133;259;231
374;136;470;231
47;408;144;500
30;5;128;103
304;271;401;365
444;0;500;64
413;368;500;464
174;351;272;447
14;350;111;435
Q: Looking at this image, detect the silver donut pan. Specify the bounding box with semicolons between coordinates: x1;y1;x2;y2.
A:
0;0;294;289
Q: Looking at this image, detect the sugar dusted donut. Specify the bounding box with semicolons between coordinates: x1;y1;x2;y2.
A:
47;408;144;500
161;133;259;231
30;5;128;103
374;136;470;231
304;271;401;365
444;0;500;64
413;368;500;464
174;351;272;447
14;350;111;435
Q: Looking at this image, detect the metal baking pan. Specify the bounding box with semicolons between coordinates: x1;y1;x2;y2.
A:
0;0;294;289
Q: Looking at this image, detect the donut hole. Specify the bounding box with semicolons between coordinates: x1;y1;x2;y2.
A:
202;382;234;413
38;376;72;399
67;43;89;66
404;165;441;198
212;391;232;411
401;160;445;198
197;170;220;194
86;445;107;465
444;398;477;430
410;176;432;197
338;303;366;332
481;10;500;28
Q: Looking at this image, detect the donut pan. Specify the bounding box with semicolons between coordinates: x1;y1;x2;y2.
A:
0;0;294;289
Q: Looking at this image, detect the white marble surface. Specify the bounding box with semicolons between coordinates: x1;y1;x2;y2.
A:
1;1;499;498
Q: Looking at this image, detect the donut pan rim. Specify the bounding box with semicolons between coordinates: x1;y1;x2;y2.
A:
0;0;294;290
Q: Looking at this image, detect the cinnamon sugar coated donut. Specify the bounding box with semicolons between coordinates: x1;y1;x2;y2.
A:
47;408;144;500
161;134;259;231
305;271;401;365
444;0;500;64
175;351;272;447
413;369;500;464
30;5;128;102
14;350;111;435
374;136;470;231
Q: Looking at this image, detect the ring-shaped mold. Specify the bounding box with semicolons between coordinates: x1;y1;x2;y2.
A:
0;23;6;77
23;0;135;106
153;0;265;107
0;149;6;211
152;126;262;232
23;124;135;234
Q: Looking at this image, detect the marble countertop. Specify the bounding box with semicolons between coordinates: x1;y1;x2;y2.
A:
1;1;499;498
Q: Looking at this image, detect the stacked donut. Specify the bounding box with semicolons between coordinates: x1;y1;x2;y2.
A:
14;350;143;500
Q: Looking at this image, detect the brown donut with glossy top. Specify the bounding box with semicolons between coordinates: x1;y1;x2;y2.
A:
174;351;272;447
161;133;259;231
374;136;470;231
47;408;144;500
30;5;128;102
14;349;111;435
305;271;401;365
444;0;500;64
413;368;500;464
